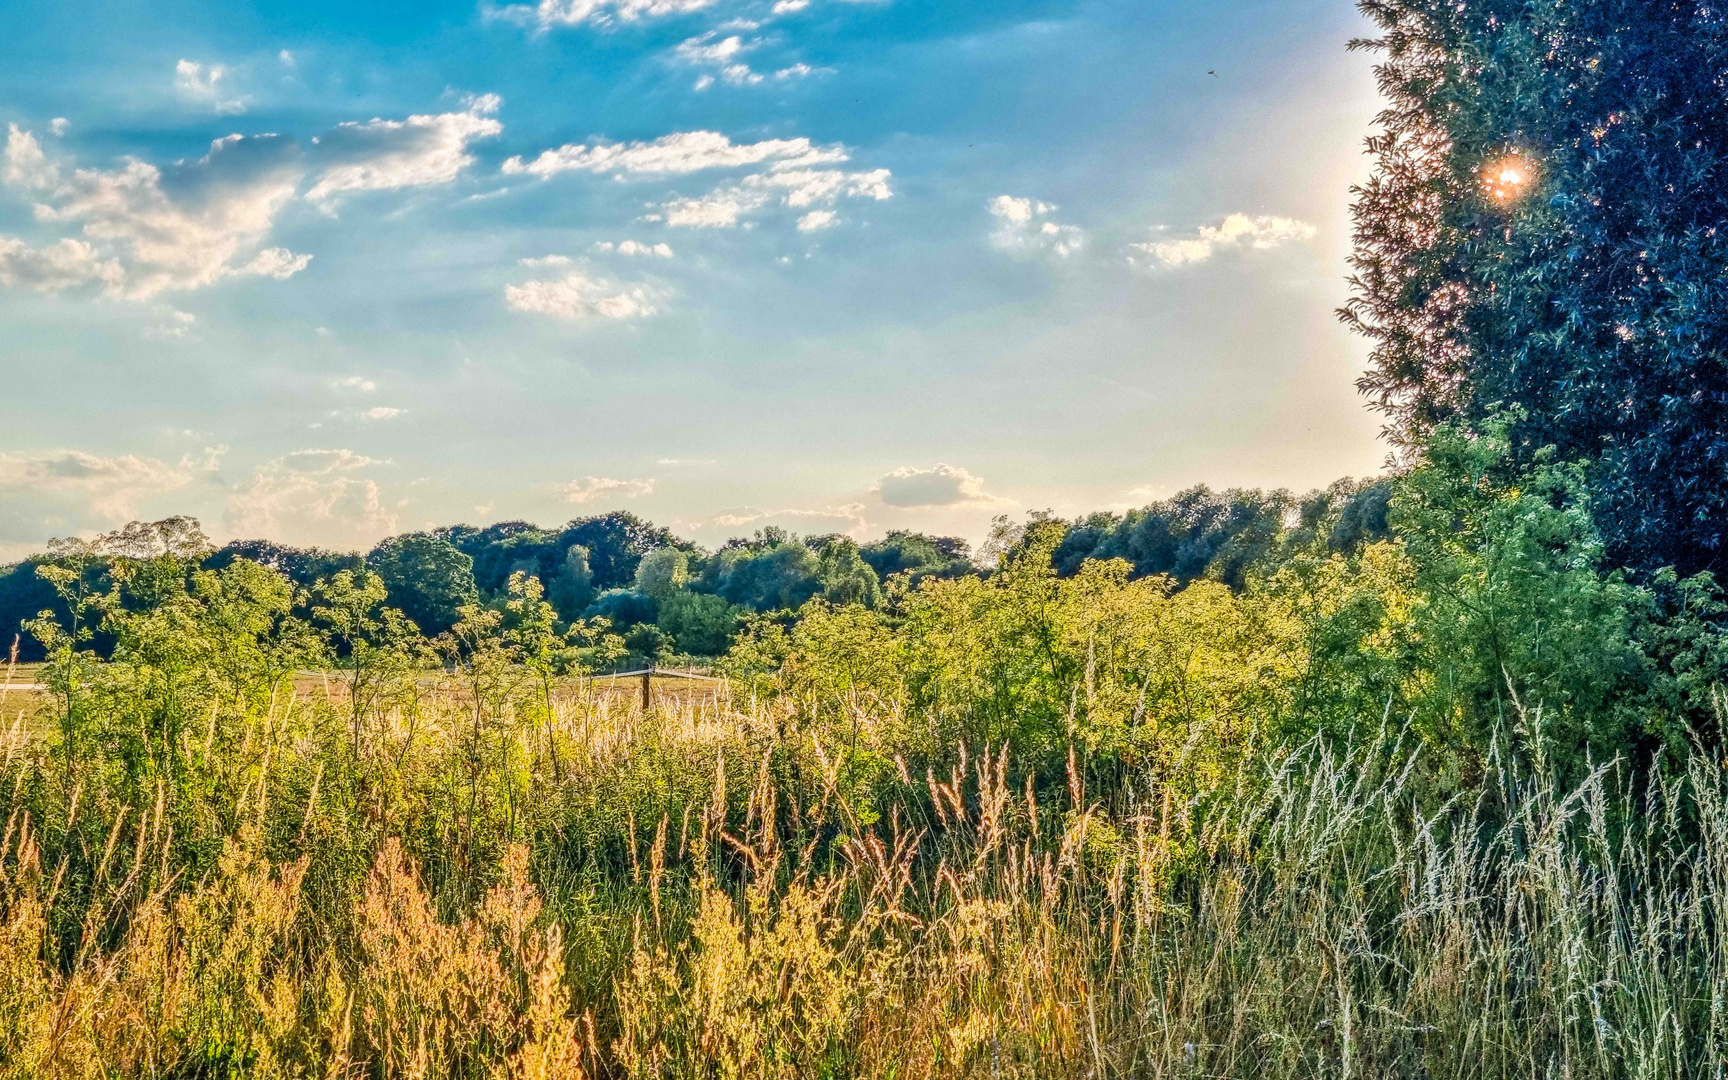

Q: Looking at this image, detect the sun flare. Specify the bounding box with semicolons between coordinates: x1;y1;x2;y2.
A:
1484;153;1536;202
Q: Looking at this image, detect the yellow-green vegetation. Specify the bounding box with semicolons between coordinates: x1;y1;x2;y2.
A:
0;436;1726;1078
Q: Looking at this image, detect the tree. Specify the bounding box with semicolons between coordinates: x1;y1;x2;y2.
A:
624;623;674;665
707;542;822;612
204;539;363;586
548;545;595;621
367;533;478;638
557;512;681;591
311;568;425;753
584;588;658;630
656;591;742;656
859;532;973;583
814;538;882;608
1050;487;1293;588
633;548;690;601
1345;0;1728;577
0;559;61;662
436;523;561;597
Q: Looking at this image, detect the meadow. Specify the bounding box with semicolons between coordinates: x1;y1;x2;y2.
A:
2;444;1726;1078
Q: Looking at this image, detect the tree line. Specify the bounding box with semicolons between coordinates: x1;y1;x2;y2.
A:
0;480;1392;667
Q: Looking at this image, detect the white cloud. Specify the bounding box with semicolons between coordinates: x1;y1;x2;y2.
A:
226;449;397;546
305;94;502;204
674;34;765;88
10;130;306;299
775;63;815;79
504;127;889;228
701;502;867;536
1;95;496;303
875;463;1001;508
4;124;57;189
503;130;845;179
660;189;766;227
48;118;69;137
989;195;1083;258
675;33;749;65
519;254;573;267
279;50;296;68
558;476;654;504
592;239;674;257
0;447;221;520
331;375;377;393
279;448;381;473
240;246;314;279
1128;213;1317;268
491;0;713;30
174;60;248;115
0;237;125;294
144;308;198;339
771;0;809;11
747;166;890;207
662;166;890;229
357;406;404;420
505;271;658;319
796;209;835;231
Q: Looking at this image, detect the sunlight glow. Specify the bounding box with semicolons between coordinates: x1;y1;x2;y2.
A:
1484;153;1536;202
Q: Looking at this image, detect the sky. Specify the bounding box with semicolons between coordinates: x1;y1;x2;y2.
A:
0;0;1389;559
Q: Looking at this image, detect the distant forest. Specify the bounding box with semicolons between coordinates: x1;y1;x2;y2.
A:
0;477;1391;664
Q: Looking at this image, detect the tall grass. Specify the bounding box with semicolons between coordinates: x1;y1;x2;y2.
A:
1;669;1725;1079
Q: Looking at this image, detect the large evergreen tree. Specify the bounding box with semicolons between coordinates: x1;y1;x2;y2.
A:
1345;0;1728;576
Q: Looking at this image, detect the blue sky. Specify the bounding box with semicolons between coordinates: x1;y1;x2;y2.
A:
0;0;1386;557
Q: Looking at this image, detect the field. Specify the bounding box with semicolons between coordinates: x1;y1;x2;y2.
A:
1;520;1726;1079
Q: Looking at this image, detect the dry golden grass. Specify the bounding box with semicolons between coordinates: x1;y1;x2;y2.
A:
1;665;1725;1079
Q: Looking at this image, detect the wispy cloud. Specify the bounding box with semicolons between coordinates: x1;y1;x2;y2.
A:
226;448;398;546
503;130;844;179
989;195;1083;257
174;59;248;115
675;33;763;89
329;405;405;421
143;309;198;339
505;270;658;319
0;446;224;521
491;0;713;31
559;475;655;503
306;94;503;205
656;165;891;229
1128;213;1316;268
700;502;867;535
592;239;674;257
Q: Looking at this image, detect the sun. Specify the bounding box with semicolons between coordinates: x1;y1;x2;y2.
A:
1483;153;1536;202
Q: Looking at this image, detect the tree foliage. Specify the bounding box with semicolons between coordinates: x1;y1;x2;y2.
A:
1346;0;1728;576
366;533;478;639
